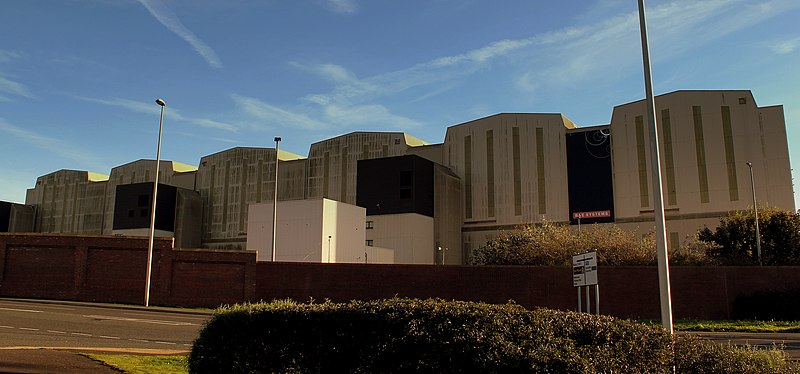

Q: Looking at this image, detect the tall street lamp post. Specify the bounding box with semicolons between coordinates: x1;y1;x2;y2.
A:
144;98;166;307
272;137;281;262
637;0;673;334
746;162;762;266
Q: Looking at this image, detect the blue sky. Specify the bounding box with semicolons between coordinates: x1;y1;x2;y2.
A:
1;0;798;209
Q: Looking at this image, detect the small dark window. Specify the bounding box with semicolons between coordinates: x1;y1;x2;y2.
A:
366;221;374;229
366;240;374;246
137;194;150;207
738;97;746;105
399;171;412;186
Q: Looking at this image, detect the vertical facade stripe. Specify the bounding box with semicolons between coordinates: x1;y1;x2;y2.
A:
207;165;215;236
256;160;263;203
222;160;230;231
512;127;522;216
486;130;495;218
721;106;739;201
323;151;330;199
239;161;248;231
635;116;650;208
341;147;348;202
693;106;710;203
464;135;473;219
661;109;677;206
536;128;546;214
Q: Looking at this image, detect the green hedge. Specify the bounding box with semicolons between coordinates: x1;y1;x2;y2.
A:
189;298;797;373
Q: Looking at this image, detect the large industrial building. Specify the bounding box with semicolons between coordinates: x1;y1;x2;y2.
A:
5;90;794;264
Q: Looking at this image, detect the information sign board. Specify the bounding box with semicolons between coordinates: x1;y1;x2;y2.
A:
572;251;598;286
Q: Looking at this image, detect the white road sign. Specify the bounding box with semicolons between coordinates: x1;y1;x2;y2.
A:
572;251;598;287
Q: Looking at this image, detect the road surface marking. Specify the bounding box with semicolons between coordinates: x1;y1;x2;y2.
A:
0;307;43;313
47;330;67;334
71;332;92;337
83;314;196;326
129;339;151;343
99;335;121;340
154;341;177;345
124;311;209;322
18;327;39;331
0;326;13;329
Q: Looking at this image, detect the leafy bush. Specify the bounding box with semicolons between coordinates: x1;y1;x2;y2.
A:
674;335;798;374
471;221;711;266
189;298;797;373
698;207;800;265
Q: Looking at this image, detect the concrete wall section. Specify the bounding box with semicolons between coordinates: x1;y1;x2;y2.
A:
366;214;434;264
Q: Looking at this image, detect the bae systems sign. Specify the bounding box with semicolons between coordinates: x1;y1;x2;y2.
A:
572;210;612;220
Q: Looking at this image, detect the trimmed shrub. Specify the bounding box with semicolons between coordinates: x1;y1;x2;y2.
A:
191;298;678;373
471;221;712;266
674;335;798;374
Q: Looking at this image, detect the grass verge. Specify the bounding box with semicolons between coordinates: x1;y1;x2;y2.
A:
87;354;187;374
674;320;800;333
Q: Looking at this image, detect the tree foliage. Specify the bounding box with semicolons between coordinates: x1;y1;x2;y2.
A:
470;221;666;266
698;207;800;265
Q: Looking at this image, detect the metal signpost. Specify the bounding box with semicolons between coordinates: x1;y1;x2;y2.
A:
573;251;599;315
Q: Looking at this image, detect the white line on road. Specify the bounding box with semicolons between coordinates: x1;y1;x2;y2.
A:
47;330;67;334
123;311;208;322
129;339;151;343
99;335;121;340
0;307;43;313
18;327;39;331
83;314;197;326
70;332;92;337
0;326;13;329
154;341;177;345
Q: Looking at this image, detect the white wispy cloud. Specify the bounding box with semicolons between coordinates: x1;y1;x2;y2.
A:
0;50;22;63
768;36;800;54
323;103;421;130
231;94;329;131
135;0;222;68
0;118;106;171
0;74;36;102
240;0;796;137
74;96;238;132
297;0;798;105
323;0;358;14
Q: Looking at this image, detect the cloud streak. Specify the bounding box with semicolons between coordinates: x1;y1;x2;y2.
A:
0;118;106;171
231;94;329;131
323;0;358;14
75;96;238;132
136;0;222;68
0;75;36;102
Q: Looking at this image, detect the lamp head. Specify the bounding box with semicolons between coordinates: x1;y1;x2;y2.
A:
746;162;752;167
155;98;166;107
274;137;281;142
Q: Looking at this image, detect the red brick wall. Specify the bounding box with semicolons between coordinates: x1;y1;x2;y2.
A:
0;233;255;308
2;233;799;318
256;262;800;320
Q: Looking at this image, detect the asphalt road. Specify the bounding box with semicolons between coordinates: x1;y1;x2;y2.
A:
0;298;212;352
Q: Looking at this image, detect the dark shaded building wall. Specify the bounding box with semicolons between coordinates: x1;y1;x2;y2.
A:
0;202;10;232
566;128;615;224
357;155;434;217
113;182;177;232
